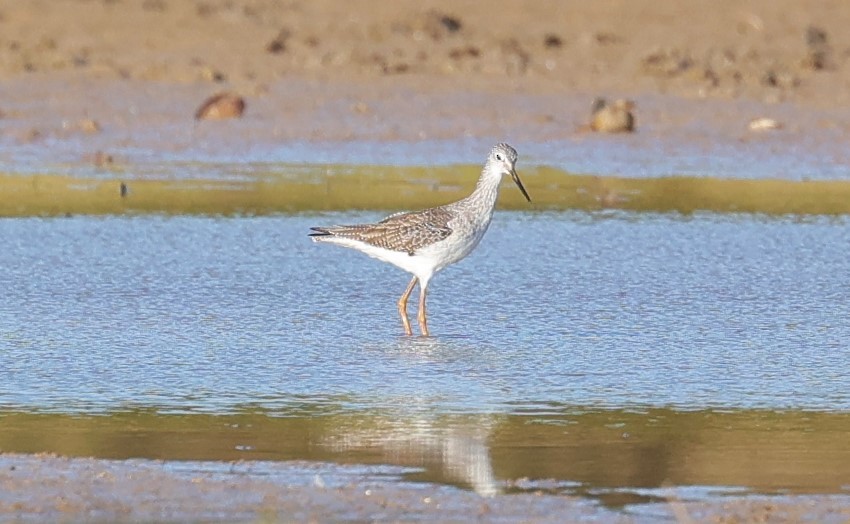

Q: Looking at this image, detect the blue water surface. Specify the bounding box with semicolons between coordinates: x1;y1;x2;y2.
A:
1;212;849;415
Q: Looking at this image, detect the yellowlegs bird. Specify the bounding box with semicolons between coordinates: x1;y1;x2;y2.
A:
309;143;531;336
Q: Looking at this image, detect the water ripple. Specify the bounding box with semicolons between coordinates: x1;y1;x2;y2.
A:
1;212;849;415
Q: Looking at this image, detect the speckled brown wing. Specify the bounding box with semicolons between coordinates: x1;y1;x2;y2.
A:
310;207;454;255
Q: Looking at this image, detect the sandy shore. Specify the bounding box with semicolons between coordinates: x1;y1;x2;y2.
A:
3;0;850;174
1;453;849;523
3;0;850;105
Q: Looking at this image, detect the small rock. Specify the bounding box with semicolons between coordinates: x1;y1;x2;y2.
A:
701;67;721;88
803;49;831;70
590;98;635;133
78;119;101;133
448;46;480;60
411;10;463;40
761;69;799;89
748;117;782;131
802;26;832;70
543;34;563;48
199;66;226;83
439;15;462;33
266;29;291;54
641;48;692;77
194;93;246;120
266;40;285;54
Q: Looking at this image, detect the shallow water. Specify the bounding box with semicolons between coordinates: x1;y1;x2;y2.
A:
2;212;850;508
10;134;850;182
2;212;850;412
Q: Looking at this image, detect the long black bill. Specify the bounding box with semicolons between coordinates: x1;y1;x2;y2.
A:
511;169;532;203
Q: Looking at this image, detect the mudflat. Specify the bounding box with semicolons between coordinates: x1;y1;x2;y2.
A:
2;0;850;159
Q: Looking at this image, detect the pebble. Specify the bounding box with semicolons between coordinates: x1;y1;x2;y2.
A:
195;93;246;120
590;98;636;133
78;119;101;133
748;117;782;131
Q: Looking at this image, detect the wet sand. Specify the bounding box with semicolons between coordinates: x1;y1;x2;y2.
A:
3;1;850;521
2;453;849;523
0;454;600;523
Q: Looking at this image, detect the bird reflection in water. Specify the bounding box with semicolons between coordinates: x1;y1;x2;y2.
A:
323;412;500;496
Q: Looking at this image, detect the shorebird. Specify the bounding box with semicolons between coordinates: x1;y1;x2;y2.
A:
309;143;531;336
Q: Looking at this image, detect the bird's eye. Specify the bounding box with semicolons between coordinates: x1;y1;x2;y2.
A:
495;154;503;161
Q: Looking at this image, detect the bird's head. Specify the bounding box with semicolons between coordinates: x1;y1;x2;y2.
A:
488;143;531;203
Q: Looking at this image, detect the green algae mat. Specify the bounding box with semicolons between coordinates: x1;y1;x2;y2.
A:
2;164;850;216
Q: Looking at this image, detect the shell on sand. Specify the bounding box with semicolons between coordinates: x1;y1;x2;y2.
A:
748;117;783;131
590;98;635;133
195;93;246;120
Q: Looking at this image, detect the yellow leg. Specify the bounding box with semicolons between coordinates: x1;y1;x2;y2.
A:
397;276;418;336
417;284;429;336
